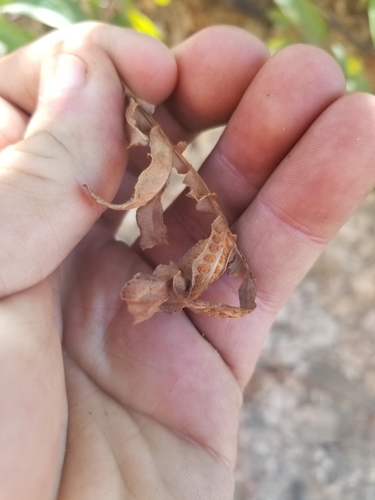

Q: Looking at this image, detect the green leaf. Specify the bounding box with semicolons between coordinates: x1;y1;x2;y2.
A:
0;15;34;53
346;73;373;93
331;42;373;93
368;0;375;47
273;0;328;46
109;12;132;27
267;7;292;30
153;0;171;5
85;0;101;20
330;42;346;72
0;0;87;28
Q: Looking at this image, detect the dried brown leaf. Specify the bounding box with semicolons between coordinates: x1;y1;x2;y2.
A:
125;96;150;147
136;192;168;250
238;271;257;311
121;264;178;323
171;142;189;175
189;215;236;300
85;126;172;212
177;239;208;282
173;272;253;318
85;88;257;323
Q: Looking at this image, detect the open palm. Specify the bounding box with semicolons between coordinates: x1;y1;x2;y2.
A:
1;23;374;500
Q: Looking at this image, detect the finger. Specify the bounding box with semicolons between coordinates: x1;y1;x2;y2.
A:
0;35;177;299
0;97;28;150
0;22;177;114
188;92;375;388
0;280;65;499
166;25;269;133
139;43;346;265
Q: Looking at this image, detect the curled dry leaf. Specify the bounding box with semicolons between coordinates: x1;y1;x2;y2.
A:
85;89;256;323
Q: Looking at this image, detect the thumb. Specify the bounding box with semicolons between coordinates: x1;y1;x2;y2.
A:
0;45;127;298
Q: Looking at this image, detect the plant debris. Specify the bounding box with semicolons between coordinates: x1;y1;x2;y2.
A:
84;89;256;323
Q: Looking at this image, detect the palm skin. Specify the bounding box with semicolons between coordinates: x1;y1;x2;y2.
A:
1;22;375;500
59;221;241;499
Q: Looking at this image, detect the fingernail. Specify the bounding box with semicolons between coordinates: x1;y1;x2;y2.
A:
40;54;87;100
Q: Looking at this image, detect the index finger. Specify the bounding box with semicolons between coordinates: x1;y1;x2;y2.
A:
0;22;177;114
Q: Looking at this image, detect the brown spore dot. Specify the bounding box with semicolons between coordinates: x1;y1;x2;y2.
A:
209;244;219;253
198;264;211;274
203;253;216;263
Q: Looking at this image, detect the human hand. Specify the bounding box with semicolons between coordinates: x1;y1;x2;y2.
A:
1;22;374;500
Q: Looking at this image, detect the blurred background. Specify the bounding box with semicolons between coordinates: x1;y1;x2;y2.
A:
2;0;375;92
2;1;375;498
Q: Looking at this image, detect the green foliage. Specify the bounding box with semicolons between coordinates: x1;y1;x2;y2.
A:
367;0;375;47
273;0;328;46
0;0;163;53
269;0;373;92
0;15;33;53
0;0;373;93
0;0;87;29
331;42;372;93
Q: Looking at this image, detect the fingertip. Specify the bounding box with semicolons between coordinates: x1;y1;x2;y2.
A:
126;32;178;104
341;91;375;132
274;43;346;98
312;90;375;190
249;44;346;150
168;25;269;131
85;24;178;104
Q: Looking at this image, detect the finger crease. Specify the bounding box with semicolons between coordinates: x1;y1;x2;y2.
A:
258;196;329;247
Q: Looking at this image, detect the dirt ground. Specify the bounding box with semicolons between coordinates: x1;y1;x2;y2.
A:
128;2;375;498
